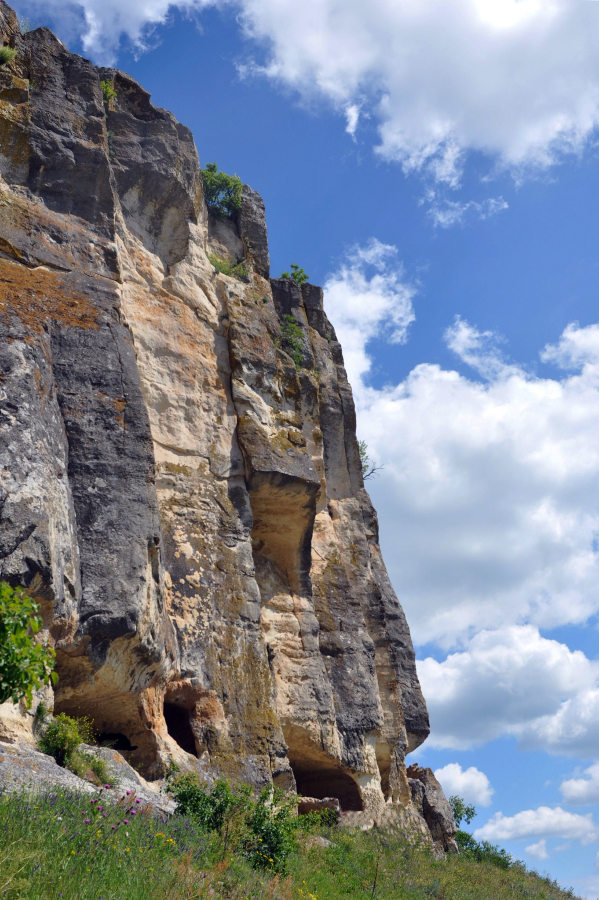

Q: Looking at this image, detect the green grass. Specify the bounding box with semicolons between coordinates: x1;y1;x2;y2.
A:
207;253;248;281
0;786;579;899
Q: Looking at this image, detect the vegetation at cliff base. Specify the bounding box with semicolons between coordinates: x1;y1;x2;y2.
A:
201;162;243;217
0;581;56;706
0;782;579;900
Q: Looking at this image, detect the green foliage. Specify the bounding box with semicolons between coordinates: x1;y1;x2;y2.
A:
170;775;251;833
38;713;96;768
242;787;298;873
201;162;243;218
455;829;514;870
280;263;309;284
281;313;305;369
67;750;111;786
170;776;301;874
0;582;56;706
207;252;248;281
100;79;117;104
449;794;476;828
0;46;17;66
450;796;514;872
0;784;579;900
358;439;381;481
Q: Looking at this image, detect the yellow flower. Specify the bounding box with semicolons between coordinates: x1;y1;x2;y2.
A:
155;832;165;838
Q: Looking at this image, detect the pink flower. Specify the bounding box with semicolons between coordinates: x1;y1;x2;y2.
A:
123;819;129;824
111;825;117;830
84;819;91;824
125;791;131;796
104;785;111;789
130;810;136;816
97;806;103;812
135;799;141;804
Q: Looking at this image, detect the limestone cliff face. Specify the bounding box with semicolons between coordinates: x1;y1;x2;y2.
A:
0;1;447;839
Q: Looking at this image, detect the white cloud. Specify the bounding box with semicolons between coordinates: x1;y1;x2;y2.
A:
561;763;599;806
525;838;549;860
417;626;599;749
323;239;415;392
350;318;599;647
524;689;599;759
26;0;599;180
424;192;509;228
434;762;493;807
474;806;599;845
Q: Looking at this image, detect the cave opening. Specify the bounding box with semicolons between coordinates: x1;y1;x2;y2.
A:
285;731;364;812
164;702;197;756
98;732;136;752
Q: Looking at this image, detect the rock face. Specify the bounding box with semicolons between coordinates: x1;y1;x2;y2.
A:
0;1;449;843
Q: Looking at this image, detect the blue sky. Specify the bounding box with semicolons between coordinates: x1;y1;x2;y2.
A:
16;0;599;893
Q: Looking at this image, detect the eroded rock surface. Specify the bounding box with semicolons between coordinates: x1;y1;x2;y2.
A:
0;0;452;847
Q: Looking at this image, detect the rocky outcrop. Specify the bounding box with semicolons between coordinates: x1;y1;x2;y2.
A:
0;0;451;847
407;764;458;852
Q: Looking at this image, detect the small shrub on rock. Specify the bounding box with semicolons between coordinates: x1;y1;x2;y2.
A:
201;162;242;218
280;263;309;285
207;252;248;281
38;712;95;768
0;46;17;66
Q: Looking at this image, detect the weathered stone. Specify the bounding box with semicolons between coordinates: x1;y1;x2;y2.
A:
0;0;449;848
238;184;270;278
407;764;458;852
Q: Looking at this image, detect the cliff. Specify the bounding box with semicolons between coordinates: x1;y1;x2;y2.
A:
0;2;453;846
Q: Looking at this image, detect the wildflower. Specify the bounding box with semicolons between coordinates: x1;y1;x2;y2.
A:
125;790;131;795
104;784;111;789
123;819;129;824
155;832;165;838
111;825;117;830
84;819;91;824
135;798;141;804
130;810;136;816
97;805;103;811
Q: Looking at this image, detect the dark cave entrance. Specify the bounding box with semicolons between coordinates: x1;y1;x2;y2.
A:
285;733;364;812
164;702;197;756
291;762;363;811
98;733;136;752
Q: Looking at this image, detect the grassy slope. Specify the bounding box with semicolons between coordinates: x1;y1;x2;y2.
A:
0;786;578;900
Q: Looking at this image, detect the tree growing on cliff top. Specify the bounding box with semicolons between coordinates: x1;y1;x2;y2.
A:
280;263;309;284
0;582;56;706
201;162;243;218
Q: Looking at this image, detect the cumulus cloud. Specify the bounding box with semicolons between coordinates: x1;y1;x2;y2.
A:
561;763;599;806
434;762;493;807
349;318;599;647
474;806;599;845
417;626;599;749
525;838;549;860
25;0;599;180
523;689;599;759
322;239;415;393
